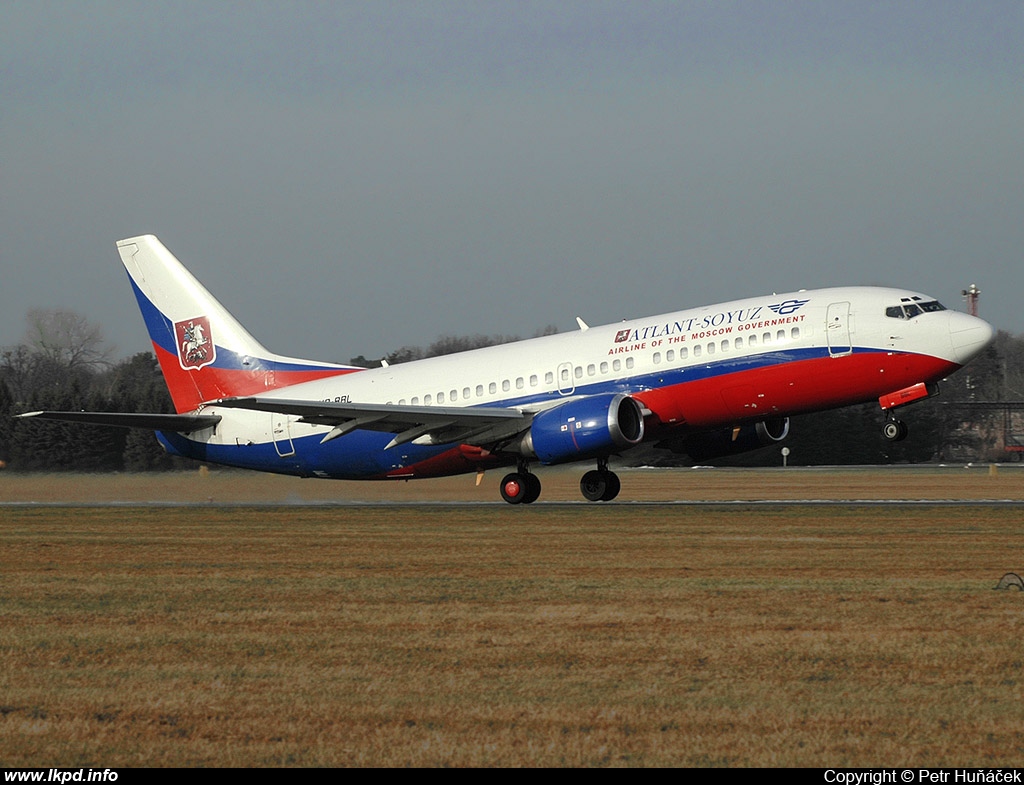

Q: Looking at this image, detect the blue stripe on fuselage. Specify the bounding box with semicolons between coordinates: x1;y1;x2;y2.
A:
157;345;891;478
157;428;459;478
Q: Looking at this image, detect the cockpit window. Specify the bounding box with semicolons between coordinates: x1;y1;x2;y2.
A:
885;300;946;319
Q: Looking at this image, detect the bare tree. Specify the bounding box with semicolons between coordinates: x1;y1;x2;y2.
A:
22;308;114;371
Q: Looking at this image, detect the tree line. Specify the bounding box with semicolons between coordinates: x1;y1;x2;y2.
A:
1;309;1022;472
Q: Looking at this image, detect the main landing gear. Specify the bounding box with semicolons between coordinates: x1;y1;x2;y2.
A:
580;459;621;502
882;416;909;442
499;463;542;505
498;459;622;504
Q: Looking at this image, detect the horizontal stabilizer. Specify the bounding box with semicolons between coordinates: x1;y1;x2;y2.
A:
17;411;222;433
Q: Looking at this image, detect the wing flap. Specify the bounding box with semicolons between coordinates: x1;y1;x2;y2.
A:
215;396;530;446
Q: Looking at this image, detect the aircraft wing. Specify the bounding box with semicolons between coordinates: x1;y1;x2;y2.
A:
215;396;531;449
16;411;222;432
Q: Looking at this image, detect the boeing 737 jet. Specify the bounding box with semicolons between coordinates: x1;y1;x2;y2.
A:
20;235;995;503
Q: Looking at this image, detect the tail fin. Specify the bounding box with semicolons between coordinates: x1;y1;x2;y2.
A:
118;235;358;413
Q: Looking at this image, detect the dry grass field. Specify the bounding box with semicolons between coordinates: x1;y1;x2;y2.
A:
2;468;1024;767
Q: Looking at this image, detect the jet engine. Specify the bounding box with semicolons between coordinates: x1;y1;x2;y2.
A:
519;393;645;465
662;417;790;461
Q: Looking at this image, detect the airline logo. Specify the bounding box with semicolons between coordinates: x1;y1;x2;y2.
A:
607;298;813;355
768;299;810;316
176;316;215;371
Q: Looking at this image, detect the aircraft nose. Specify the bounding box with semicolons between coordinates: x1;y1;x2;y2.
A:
948;311;995;364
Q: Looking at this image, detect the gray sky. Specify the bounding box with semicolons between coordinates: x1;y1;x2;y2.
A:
3;1;1023;364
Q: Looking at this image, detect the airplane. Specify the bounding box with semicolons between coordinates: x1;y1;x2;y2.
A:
19;235;995;503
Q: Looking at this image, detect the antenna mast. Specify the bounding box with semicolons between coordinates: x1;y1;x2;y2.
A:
962;283;980;317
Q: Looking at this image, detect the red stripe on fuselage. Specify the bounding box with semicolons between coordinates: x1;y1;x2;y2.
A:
635;350;959;430
153;343;358;413
375;351;960;481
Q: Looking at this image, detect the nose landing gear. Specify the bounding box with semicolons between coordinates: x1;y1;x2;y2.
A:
882;417;908;441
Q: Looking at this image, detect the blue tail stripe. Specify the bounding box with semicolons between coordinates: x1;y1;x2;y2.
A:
127;272;347;374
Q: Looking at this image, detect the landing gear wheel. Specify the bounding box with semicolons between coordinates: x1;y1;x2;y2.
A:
523;472;542;504
500;473;528;504
882;419;908;442
580;469;620;502
600;471;621;502
500;472;541;504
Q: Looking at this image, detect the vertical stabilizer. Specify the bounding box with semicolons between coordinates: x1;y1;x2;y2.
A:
118;235;357;413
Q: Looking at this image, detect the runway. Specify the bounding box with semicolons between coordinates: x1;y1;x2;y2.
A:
2;465;1023;506
4;498;1024;509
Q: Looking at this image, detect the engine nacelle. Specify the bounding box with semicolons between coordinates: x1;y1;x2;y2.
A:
520;393;645;465
666;417;790;461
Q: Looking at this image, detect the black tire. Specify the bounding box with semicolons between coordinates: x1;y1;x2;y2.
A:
883;420;908;442
600;471;621;501
523;472;542;504
580;469;608;502
500;473;528;504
